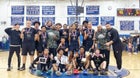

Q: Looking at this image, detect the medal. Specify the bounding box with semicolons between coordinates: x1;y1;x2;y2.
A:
63;30;67;38
88;29;92;38
42;32;46;42
89;35;92;38
73;37;76;40
43;39;46;42
25;28;31;38
72;31;76;40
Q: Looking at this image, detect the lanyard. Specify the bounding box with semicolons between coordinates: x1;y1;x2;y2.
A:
72;30;76;37
61;44;65;48
25;28;31;33
88;29;92;35
42;32;46;38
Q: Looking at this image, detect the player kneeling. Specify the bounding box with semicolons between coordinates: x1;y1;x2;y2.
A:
30;48;53;76
91;49;107;75
52;49;72;76
73;46;90;74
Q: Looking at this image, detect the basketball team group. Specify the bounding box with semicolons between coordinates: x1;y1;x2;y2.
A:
5;20;123;76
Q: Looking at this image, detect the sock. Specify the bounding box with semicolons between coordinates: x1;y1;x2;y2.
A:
8;65;10;68
22;64;25;67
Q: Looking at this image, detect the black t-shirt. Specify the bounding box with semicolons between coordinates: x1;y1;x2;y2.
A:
70;30;80;42
91;55;105;66
85;29;94;41
39;32;48;48
35;29;40;45
22;27;37;43
76;54;85;64
58;43;68;51
60;29;69;42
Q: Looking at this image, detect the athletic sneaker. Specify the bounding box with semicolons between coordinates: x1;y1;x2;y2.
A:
46;70;52;75
82;69;88;75
114;68;122;73
73;69;79;74
65;71;72;75
55;71;62;76
93;69;98;75
17;67;20;70
19;66;25;71
7;67;11;71
133;52;138;55
100;69;107;75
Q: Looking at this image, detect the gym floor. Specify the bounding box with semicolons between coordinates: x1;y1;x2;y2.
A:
0;51;140;78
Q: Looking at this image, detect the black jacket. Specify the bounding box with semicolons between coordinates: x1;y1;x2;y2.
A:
5;28;21;45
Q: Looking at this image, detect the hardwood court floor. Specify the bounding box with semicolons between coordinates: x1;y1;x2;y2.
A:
0;51;140;78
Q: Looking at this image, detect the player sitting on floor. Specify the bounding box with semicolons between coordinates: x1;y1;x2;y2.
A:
52;48;72;76
90;49;107;75
30;48;53;74
73;46;90;74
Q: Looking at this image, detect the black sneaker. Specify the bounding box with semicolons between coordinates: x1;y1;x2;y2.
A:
17;67;20;70
7;67;11;71
93;70;98;75
100;69;107;75
19;66;25;71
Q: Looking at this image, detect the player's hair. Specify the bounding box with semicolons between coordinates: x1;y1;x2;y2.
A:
57;48;64;53
33;21;40;26
82;20;88;25
14;23;20;26
41;25;47;29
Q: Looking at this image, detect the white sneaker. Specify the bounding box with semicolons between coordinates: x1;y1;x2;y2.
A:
133;53;138;55
55;71;62;76
114;68;122;73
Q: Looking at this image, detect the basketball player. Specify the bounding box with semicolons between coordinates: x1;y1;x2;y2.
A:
90;49;107;75
82;20;88;47
69;24;80;53
52;49;72;76
38;26;48;53
33;21;41;56
83;22;95;51
73;46;90;73
20;20;38;71
30;48;52;72
5;23;21;71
